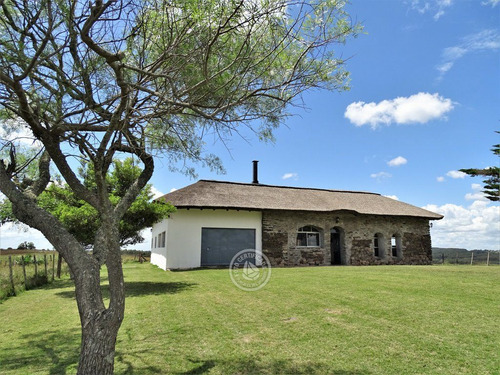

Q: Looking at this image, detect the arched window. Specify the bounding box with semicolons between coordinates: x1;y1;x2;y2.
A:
374;234;380;257
296;226;321;247
391;234;402;258
374;233;385;258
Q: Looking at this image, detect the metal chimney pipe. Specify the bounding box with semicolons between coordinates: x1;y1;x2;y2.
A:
252;160;259;184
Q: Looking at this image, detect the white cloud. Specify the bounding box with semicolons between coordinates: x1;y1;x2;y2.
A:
149;186;165;199
384;195;399;200
282;172;298;180
345;92;454;129
482;0;499;7
370;172;392;179
423;183;500;249
436;29;500;80
437;176;445;182
410;0;453;20
446;170;466;179
387;156;408;167
169;187;177;193
436;61;454;74
433;10;444;20
424;200;500;249
465;183;489;202
0;222;53;250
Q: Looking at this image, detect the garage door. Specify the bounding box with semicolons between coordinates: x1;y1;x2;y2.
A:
201;228;256;266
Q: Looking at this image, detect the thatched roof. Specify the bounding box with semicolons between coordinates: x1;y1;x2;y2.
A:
157;180;443;220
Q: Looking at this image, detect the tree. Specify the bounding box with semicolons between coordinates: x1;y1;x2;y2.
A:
1;158;174;246
460;133;499;201
17;241;35;250
0;1;362;373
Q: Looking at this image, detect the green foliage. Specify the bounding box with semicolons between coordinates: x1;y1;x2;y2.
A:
460;132;500;201
36;159;174;247
1;158;174;247
125;0;362;171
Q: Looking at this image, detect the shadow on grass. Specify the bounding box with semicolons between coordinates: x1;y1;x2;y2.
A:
112;352;372;375
55;281;197;299
0;329;80;375
0;330;371;375
174;357;372;375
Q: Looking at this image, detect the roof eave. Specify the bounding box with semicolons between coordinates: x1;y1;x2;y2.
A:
170;205;444;220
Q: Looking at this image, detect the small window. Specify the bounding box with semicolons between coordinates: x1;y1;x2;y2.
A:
154;236;157;248
373;233;385;258
297;226;321;247
374;234;380;257
391;236;397;257
391;235;401;258
159;231;166;248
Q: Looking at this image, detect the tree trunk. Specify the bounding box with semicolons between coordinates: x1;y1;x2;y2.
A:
78;313;121;374
73;262;124;374
75;223;125;374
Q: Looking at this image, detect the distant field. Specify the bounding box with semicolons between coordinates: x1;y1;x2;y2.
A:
0;264;498;374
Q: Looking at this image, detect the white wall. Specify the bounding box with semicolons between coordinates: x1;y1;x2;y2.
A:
150;218;168;270
151;209;262;270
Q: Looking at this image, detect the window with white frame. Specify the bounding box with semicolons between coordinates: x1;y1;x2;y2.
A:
296;226;321;247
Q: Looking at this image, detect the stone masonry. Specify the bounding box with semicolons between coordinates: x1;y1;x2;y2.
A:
262;210;433;266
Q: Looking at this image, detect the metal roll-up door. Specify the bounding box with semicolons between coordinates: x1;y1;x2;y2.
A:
201;228;256;266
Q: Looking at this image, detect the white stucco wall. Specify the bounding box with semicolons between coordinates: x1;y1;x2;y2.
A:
150;209;262;270
150;218;168;270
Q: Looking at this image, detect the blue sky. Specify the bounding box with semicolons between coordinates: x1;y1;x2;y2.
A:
1;0;499;251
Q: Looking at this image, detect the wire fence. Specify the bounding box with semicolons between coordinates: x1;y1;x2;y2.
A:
432;250;500;265
0;251;69;300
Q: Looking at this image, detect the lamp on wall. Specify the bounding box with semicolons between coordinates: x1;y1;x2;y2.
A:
335;216;340;224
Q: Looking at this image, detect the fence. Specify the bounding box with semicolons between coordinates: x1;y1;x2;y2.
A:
432;250;500;265
0;252;68;300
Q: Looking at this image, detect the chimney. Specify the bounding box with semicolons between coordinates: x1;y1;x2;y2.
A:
252;160;259;184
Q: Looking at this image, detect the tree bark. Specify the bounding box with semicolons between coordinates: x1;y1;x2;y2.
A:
77;305;122;374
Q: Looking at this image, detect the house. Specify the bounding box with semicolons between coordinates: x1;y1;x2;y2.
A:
151;163;443;270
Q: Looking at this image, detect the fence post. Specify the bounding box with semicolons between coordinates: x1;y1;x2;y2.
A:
8;255;15;296
33;254;38;277
486;251;490;266
57;253;62;278
52;254;55;281
22;257;27;290
44;254;48;276
470;251;474;265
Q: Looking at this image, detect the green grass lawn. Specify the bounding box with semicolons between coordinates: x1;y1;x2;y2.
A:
0;264;498;375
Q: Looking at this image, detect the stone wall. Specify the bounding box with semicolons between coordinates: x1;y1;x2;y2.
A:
261;210;433;266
